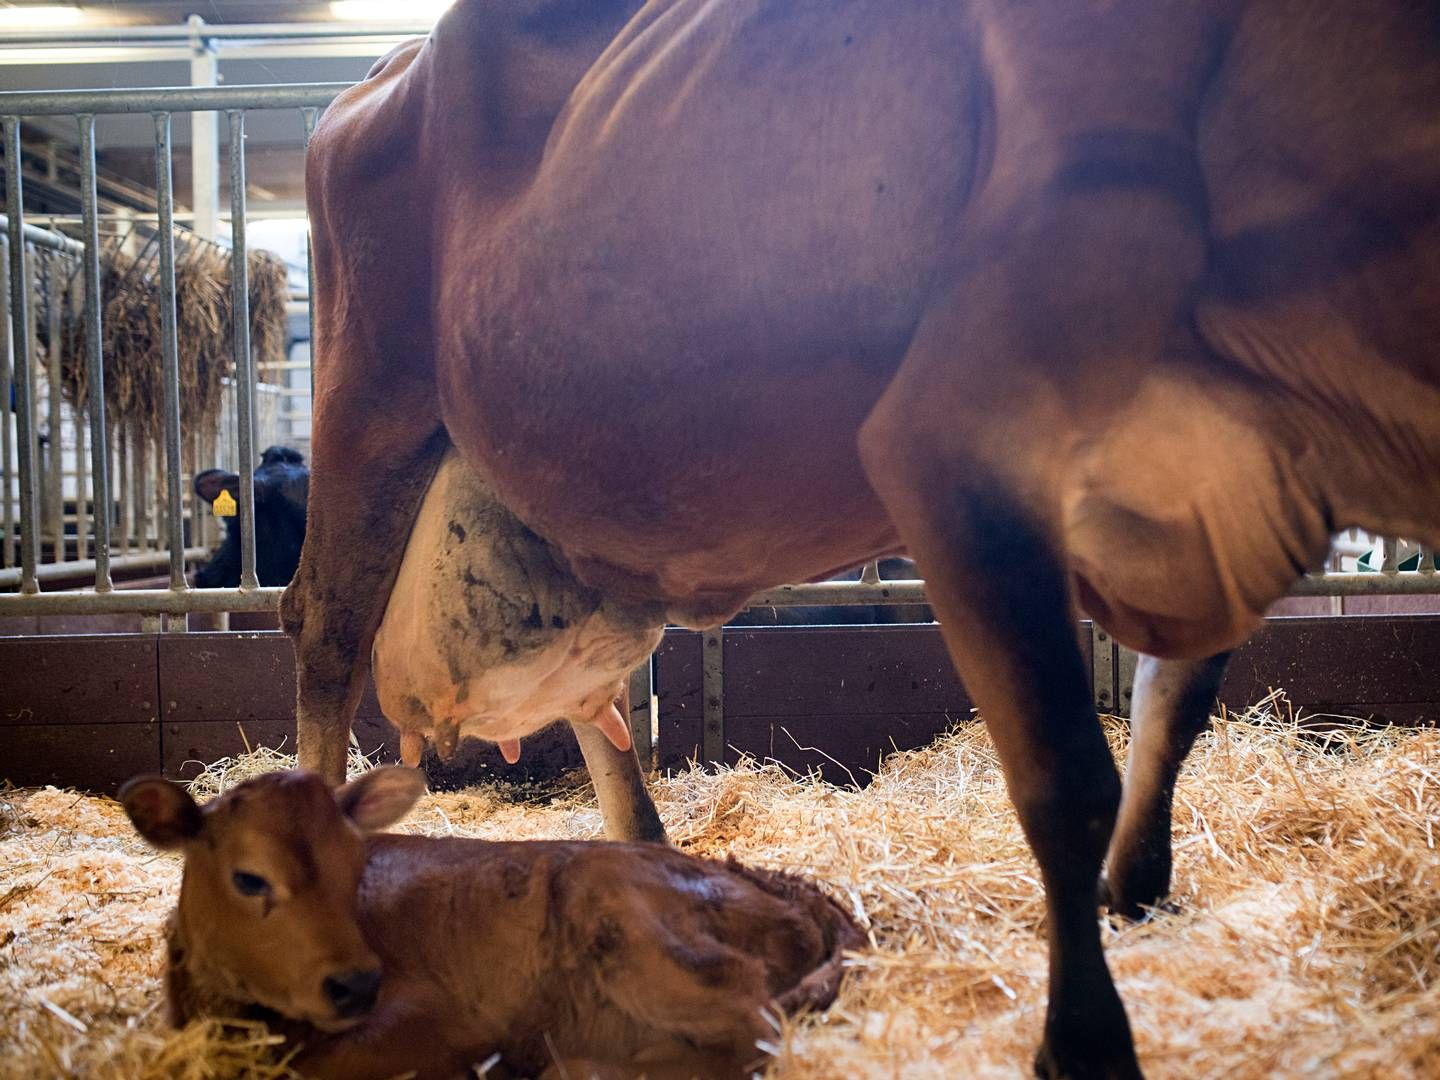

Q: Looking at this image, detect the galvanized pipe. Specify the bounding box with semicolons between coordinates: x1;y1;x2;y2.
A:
0;585;281;615
152;112;188;591
0;84;347;118
78;113;113;591
228;109;260;592
42;252;64;562
1;233;13;570
0;214;85;256
0;22;433;45
0;546;210;588
3;116;41;594
302;105;319;414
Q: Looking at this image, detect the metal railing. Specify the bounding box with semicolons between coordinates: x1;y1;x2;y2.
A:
4;82;1440;751
1;83;342;623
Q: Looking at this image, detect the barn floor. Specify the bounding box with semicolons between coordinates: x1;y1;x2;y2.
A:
2;696;1438;1079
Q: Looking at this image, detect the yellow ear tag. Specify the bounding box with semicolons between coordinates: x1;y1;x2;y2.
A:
213;489;238;518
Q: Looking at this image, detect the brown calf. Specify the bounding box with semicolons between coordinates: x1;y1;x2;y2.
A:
120;767;859;1080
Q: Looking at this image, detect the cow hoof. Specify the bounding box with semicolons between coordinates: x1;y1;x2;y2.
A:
1034;1038;1144;1080
1097;873;1180;924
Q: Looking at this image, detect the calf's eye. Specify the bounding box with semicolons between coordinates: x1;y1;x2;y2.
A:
232;871;272;898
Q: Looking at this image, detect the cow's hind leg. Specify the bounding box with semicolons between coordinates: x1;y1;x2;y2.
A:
281;419;447;785
1102;653;1229;920
572;685;667;843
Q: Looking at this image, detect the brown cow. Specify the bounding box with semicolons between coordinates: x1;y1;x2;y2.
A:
120;767;860;1080
281;2;1440;1076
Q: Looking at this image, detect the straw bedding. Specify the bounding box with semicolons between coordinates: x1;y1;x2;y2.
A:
1;695;1437;1079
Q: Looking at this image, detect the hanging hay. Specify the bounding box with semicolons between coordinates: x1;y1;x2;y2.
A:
1;696;1437;1079
244;250;290;376
56;240;293;455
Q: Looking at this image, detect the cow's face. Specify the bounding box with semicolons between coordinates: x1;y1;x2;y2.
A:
373;450;664;764
121;768;424;1029
194;446;311;589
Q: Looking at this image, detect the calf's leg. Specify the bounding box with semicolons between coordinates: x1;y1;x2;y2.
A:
1102;652;1229;919
572;686;667;843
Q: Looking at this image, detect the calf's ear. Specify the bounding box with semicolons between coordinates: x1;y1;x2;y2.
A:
120;776;203;849
194;469;240;506
334;766;427;831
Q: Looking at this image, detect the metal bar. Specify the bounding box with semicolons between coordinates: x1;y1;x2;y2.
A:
1380;536;1400;574
0;233;13;570
3;116;42;593
78;114;112;591
627;660;654;771
0;214;84;256
0;22;434;45
0;41;428;66
135;420;151;552
153;112;187;591
188;17;221;242
1287;571;1440;596
748;580;929;607
0;585;281;615
43;252;63;562
0;546;210;588
0;84;349;118
702;628;725;766
302;106;319;415
117;423;131;554
1091;624;1116;714
1115;644;1139;719
228;110;260;592
74;402;87;560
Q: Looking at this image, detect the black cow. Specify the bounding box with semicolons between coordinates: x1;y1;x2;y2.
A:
193;446;309;588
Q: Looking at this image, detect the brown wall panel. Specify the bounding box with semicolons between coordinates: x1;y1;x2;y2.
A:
3;722;160;793
721;712;966;786
0;635;158;725
158;631;384;723
1220;616;1440;709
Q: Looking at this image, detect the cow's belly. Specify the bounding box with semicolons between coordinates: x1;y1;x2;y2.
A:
433;0;978;607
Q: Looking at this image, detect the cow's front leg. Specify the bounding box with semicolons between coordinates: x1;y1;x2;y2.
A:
280;415;447;785
858;129;1210;1076
863;446;1135;1079
572;684;668;843
1102;652;1229;920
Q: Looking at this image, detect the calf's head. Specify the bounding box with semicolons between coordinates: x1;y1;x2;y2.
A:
120;767;425;1029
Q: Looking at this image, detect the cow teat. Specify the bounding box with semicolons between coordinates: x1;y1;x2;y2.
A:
120;767;425;1028
373;448;663;764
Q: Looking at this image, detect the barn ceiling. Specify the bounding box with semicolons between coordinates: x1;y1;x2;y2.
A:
2;2;380;26
0;2;436;214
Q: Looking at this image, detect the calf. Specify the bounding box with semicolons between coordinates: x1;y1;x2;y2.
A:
120;767;859;1080
193;446;309;588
